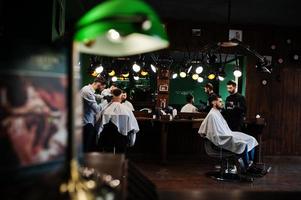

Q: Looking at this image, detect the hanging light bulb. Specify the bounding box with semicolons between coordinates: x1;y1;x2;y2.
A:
111;76;118;82
150;64;157;73
218;76;225;81
195;66;203;74
91;71;98;77
132;63;141;72
141;70;148;76
108;70;115;76
95;65;104;74
134;76;140;81
172;73;178;79
179;71;187;78
192;74;199;80
187;65;193;74
122;72;129;78
197;77;204;83
208;73;216;80
233;67;242;77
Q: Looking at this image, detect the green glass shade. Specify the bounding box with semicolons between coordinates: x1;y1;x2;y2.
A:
74;0;169;56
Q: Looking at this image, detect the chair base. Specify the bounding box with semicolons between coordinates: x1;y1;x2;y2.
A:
206;171;254;182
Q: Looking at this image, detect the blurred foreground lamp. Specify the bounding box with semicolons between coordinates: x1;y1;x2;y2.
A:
74;0;169;57
62;0;169;199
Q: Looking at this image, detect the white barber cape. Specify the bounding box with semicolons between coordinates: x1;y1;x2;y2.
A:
198;108;258;154
180;103;198;113
96;102;139;146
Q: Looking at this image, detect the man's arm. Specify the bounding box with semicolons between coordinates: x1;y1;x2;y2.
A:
81;88;102;113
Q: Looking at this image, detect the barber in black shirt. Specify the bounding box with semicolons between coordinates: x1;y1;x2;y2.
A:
203;83;216;112
224;80;246;131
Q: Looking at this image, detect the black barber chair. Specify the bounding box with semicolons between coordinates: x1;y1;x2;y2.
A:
203;138;253;182
98;121;133;154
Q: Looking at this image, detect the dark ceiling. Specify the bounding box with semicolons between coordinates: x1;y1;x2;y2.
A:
67;0;301;27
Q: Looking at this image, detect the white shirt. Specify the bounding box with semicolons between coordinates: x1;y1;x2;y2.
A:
122;100;134;111
180;103;198;113
198;108;258;154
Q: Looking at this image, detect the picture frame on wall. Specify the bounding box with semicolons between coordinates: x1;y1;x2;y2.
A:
229;29;243;41
159;84;169;92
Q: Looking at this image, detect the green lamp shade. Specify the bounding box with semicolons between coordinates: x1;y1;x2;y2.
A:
74;0;169;57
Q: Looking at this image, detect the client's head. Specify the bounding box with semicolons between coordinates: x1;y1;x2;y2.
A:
211;94;223;109
121;91;127;101
111;88;122;102
186;93;194;104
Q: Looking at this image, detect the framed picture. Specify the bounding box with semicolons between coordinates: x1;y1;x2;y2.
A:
229;29;243;41
159;84;169;92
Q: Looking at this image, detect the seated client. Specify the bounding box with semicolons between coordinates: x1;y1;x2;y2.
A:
180;93;198;113
96;88;139;153
198;94;266;175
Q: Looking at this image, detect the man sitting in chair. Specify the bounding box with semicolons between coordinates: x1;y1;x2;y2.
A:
181;93;198;113
198;94;268;175
96;88;139;153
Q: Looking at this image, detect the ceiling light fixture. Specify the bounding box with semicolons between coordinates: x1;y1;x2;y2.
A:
179;71;187;78
172;73;178;79
195;66;203;74
132;63;141;72
150;64;157;73
192;74;199;80
95;65;104;74
197;77;204;83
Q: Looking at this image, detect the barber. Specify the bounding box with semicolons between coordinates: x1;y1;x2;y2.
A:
80;77;107;152
203;83;216;112
224;80;246;131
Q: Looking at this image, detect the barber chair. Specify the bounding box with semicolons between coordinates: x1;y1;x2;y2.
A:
98;121;133;154
203;138;254;182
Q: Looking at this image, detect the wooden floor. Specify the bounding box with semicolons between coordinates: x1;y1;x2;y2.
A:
132;156;301;192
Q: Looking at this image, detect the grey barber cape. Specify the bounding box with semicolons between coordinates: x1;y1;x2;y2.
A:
96;102;139;146
198;108;258;154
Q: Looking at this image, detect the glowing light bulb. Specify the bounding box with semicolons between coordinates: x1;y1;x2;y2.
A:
192;74;199;80
132;63;141;72
179;72;187;78
197;77;204;83
95;66;103;74
195;66;203;74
